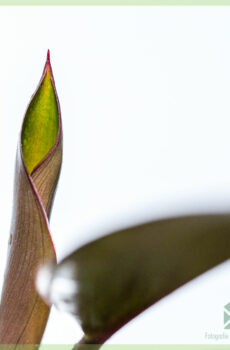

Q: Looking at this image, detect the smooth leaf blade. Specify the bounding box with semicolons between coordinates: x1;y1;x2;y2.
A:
39;214;230;345
21;51;59;174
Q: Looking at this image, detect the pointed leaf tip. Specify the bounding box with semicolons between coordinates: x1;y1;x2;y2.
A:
47;49;50;62
21;53;59;174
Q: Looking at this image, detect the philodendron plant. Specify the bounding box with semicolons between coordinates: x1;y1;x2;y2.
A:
0;52;230;348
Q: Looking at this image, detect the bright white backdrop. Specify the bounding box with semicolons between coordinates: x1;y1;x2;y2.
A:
0;5;230;345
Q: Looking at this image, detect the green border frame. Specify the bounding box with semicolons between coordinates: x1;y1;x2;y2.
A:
0;346;228;349
1;0;229;349
2;0;230;5
0;346;226;349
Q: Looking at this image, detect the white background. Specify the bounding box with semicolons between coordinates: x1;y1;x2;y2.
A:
0;5;230;345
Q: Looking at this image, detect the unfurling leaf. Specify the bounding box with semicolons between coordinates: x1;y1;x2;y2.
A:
38;214;230;346
22;51;59;174
0;51;62;345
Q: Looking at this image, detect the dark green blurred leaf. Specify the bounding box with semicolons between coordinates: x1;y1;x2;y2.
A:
39;214;230;345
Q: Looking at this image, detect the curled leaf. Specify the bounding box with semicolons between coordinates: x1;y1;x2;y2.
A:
0;51;62;344
38;214;230;345
22;51;59;174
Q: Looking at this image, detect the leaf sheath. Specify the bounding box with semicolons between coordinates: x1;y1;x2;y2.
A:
0;53;62;345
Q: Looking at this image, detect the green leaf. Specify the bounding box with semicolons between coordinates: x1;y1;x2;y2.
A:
0;51;62;345
38;214;230;345
21;50;59;174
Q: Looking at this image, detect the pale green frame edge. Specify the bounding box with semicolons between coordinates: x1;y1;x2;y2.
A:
3;0;230;5
0;346;229;349
1;0;229;348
